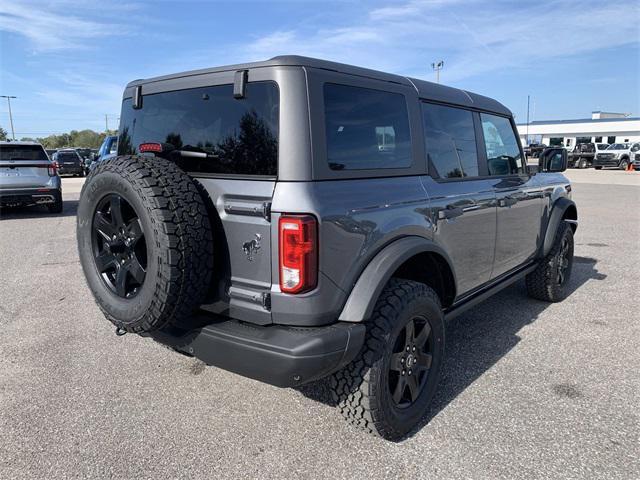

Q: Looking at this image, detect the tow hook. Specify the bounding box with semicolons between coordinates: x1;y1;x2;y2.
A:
115;327;127;336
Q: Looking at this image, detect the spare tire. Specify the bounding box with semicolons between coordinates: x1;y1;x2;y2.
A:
77;155;213;333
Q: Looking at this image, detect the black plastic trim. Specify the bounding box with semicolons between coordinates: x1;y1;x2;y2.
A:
146;316;366;387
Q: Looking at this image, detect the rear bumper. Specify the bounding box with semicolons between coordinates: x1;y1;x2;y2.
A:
146;316;366;387
0;187;61;207
58;165;83;175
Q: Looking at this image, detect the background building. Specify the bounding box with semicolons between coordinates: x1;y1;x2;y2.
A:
516;112;640;148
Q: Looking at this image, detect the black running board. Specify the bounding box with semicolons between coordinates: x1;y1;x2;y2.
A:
444;263;537;321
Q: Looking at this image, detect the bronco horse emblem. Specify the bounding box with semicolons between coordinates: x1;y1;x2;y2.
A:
242;233;262;261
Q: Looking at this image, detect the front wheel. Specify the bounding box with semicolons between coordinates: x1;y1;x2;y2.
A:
594;166;603;170
330;279;445;440
619;159;629;170
578;158;587;169
526;222;574;302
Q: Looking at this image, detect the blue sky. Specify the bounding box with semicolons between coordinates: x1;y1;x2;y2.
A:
1;0;638;137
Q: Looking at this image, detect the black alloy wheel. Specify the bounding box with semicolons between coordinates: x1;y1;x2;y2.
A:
388;316;433;408
92;194;147;298
556;234;571;286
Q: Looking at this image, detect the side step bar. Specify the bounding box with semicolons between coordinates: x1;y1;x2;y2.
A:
444;263;538;321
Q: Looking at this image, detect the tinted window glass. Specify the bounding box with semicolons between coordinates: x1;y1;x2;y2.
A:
324;84;411;170
118;82;279;176
480;113;523;176
421;103;478;178
0;144;48;161
58;152;79;161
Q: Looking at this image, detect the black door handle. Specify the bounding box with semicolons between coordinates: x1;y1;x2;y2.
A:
438;207;464;220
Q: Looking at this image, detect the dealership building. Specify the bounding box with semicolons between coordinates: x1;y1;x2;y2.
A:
516;112;640;149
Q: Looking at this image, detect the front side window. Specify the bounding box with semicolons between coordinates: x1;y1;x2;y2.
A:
118;82;279;176
324;84;412;170
480;113;524;176
422;103;479;178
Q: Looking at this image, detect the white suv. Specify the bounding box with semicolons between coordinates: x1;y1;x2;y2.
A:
0;141;63;213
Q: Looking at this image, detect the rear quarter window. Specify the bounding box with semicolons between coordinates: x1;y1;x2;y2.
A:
323;84;412;171
118;82;279;176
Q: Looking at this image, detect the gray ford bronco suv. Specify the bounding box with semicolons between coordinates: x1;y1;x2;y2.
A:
77;56;577;439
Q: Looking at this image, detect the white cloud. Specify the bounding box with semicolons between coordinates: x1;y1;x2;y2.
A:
237;0;640;84
0;0;129;51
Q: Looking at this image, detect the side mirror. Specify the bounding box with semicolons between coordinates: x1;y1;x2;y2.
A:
538;148;567;173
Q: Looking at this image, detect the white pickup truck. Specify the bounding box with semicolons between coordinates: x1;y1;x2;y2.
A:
593;142;639;170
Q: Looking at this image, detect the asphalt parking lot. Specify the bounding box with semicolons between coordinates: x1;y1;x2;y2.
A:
1;170;639;479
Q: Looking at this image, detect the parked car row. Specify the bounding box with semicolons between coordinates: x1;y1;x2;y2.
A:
530;142;640;170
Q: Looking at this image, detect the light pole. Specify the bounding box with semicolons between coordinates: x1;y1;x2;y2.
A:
1;95;17;140
431;60;444;84
526;95;530;146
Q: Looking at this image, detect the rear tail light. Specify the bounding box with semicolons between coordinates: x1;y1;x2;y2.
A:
138;142;164;153
48;162;58;176
279;215;318;294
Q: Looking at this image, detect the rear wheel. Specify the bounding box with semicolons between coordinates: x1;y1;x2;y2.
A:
77;155;213;333
578;158;587;169
330;279;445;440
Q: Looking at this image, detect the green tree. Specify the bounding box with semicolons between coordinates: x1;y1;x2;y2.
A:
0;126;7;141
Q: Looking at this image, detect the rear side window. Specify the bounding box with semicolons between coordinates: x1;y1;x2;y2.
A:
118;82;279;176
421;103;479;178
323;84;412;170
480;113;524;175
0;144;48;161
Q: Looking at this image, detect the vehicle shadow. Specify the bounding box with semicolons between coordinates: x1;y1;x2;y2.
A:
0;200;79;220
296;256;606;440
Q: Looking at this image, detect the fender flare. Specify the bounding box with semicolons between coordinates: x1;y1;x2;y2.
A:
338;236;456;323
541;197;577;257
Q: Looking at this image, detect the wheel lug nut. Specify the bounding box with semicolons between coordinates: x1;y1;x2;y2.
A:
412;346;416;352
406;346;410;352
408;369;412;375
413;358;417;364
401;358;405;363
401;370;405;376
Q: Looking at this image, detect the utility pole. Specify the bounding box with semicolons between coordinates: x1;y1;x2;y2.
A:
431;60;444;84
526;95;530;146
1;95;17;140
105;114;109;132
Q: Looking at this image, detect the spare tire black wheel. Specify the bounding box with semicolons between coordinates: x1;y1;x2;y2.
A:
77;155;213;333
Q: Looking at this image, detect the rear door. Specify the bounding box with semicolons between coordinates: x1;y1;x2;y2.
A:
117;76;279;324
479;113;542;277
0;144;52;189
420;102;497;297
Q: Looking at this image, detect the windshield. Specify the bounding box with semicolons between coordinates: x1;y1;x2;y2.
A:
607;143;628;150
118;81;279;176
0;144;48;161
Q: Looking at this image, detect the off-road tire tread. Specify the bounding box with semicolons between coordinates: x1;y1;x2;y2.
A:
526;221;573;302
81;155;213;333
329;279;440;438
